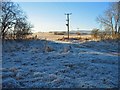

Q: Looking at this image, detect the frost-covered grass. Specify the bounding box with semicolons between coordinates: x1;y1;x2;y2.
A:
2;39;119;88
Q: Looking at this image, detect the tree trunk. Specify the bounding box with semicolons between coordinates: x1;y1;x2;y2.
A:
115;23;117;34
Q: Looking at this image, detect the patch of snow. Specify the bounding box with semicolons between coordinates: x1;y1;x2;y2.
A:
2;78;21;88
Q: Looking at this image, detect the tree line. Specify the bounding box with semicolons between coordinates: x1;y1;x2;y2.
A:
0;0;33;40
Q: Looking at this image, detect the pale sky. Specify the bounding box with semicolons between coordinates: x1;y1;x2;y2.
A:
16;2;110;32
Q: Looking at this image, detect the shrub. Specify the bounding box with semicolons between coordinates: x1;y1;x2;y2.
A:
54;32;66;35
91;28;99;40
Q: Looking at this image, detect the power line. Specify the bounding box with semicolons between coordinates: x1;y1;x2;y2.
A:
65;13;72;40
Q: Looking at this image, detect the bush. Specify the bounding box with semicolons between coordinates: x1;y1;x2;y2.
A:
76;32;80;35
91;29;99;40
54;32;66;35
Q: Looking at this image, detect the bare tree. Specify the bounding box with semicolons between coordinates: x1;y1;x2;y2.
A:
1;0;33;40
14;18;33;39
111;2;120;34
1;1;17;39
96;2;120;38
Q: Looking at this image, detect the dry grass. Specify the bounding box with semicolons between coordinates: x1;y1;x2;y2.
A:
27;32;92;41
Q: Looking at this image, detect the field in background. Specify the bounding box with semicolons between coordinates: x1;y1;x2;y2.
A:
29;32;92;41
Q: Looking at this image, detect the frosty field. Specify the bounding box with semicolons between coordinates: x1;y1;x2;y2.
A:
1;39;119;88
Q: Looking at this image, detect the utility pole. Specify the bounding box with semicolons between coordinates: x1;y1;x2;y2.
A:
65;13;72;40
